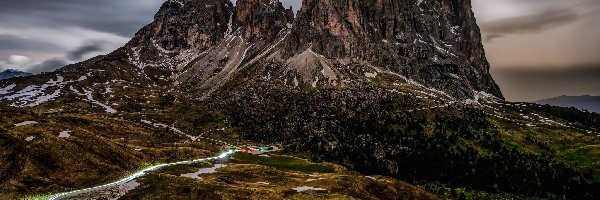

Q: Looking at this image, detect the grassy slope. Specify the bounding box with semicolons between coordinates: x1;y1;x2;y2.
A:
0;106;220;199
121;153;441;200
3;90;599;199
487;104;600;183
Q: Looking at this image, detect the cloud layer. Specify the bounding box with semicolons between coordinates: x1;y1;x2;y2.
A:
477;0;599;42
0;0;162;73
0;0;163;37
473;0;600;68
480;8;580;42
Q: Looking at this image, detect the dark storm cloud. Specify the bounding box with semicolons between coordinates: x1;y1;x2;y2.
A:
0;35;63;59
0;0;163;37
66;41;105;61
478;0;600;42
480;9;580;42
483;34;504;43
0;35;61;52
29;41;108;74
0;0;163;73
29;58;69;74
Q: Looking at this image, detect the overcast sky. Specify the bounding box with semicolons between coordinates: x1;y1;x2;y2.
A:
0;0;598;101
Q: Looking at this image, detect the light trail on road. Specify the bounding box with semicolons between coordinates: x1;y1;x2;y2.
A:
45;149;236;200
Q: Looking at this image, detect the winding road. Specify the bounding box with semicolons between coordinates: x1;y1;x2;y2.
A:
45;149;236;200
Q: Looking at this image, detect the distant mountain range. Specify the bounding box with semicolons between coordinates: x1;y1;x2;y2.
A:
536;95;600;113
0;69;32;80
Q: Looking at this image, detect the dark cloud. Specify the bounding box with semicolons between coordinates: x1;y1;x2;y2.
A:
66;41;104;61
0;35;62;52
491;65;600;102
0;0;162;74
481;8;580;41
28;41;106;74
0;35;64;60
0;0;163;37
29;58;69;74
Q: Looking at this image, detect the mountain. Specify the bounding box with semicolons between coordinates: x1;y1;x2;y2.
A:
536;95;600;113
0;69;32;80
1;0;503;108
120;0;502;100
1;0;599;199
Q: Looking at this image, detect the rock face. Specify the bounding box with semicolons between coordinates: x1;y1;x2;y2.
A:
284;0;502;98
124;0;234;70
233;0;294;41
121;0;502;100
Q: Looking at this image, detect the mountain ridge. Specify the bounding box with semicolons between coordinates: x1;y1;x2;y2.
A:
0;69;32;80
535;95;600;113
115;0;503;100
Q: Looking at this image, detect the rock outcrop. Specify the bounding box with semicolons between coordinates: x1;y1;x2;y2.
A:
233;0;294;41
283;0;501;98
124;0;234;70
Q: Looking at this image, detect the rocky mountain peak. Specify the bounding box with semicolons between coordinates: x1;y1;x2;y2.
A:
286;0;487;60
119;0;502;99
131;0;234;51
283;0;502;98
123;0;234;70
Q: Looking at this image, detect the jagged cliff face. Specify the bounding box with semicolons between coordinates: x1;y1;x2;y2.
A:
120;0;502;100
125;0;234;70
285;0;501;98
233;0;294;41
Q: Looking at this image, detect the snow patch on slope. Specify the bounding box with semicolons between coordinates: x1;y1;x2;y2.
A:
180;164;227;179
292;186;327;192
58;131;71;138
141;119;199;141
0;74;96;107
70;86;117;114
0;84;16;95
15;121;37;127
